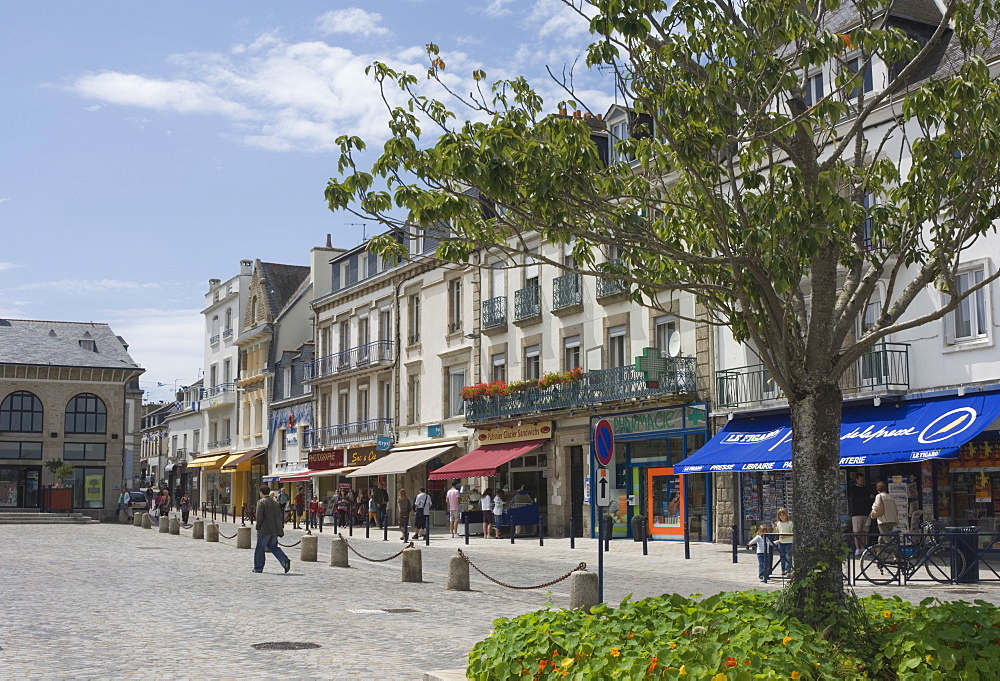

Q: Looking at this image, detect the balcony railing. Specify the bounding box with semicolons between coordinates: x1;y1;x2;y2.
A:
304;418;393;449
201;382;236;399
223;328;233;339
465;361;697;423
209;334;220;345
305;340;394;381
715;342;909;409
482;296;507;329
514;286;540;321
597;276;625;297
553;273;582;309
207;439;232;449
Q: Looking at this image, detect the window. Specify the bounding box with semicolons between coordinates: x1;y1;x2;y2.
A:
283;366;292;397
223;359;231;384
608;325;627;368
224;308;232;333
524;344;541;381
448;369;467;417
211;315;220;336
803;70;824;107
72;466;105;509
378;308;392;342
210;364;218;389
0;391;43;432
222;418;231;441
492;352;507;382
339;320;351;360
953;266;988;342
358;386;370;422
79;339;97;352
65;393;107;434
491;263;505;298
408;294;421;344
563;335;581;371
610;120;631;164
242;402;251;436
63;443;106;461
378;380;392;419
193;430;200;453
171;435;178;455
280;429;287;459
359;250;369;280
250;297;259;325
0;441;42;459
338;388;350;425
524;249;540;289
861;192;878;251
448;279;463;334
655;316;677;356
358;315;370;348
210;421;218;444
844;55;874;99
254;398;263;435
859;291;888;386
407;375;421;424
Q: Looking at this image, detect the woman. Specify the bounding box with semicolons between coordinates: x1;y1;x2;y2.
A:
492;490;506;538
367;490;378;528
480;488;494;538
336;491;350;526
397;489;412;541
158;488;171;518
775;507;794;576
179;493;191;525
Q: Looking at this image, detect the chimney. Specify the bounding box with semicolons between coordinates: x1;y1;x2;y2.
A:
559;108;567;116
209;278;221;289
326;233;333;248
573;110;581;117
240;259;253;275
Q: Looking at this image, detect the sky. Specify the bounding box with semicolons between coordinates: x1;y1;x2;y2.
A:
0;1;615;403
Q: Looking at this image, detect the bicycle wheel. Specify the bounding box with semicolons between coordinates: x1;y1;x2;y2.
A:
925;544;964;584
859;544;899;585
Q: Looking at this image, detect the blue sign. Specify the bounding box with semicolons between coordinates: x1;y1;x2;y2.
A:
427;424;443;438
376;436;392;451
594;418;615;467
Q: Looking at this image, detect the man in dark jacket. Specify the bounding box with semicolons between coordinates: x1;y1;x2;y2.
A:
253;486;291;574
373;481;389;529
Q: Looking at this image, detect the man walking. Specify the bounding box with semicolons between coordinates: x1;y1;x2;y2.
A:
118;487;132;522
373;481;389;529
446;481;461;538
871;481;899;542
253;485;291;574
412;487;430;541
848;472;872;555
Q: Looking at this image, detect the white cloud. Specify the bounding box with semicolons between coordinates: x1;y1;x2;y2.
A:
528;0;594;40
105;308;204;400
484;0;514;18
72;71;251;118
0;198;10;205
13;279;160;292
315;8;390;37
0;262;18;271
84;104;102;112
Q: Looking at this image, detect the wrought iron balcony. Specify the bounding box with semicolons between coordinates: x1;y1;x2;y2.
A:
597;276;626;298
465;360;697;423
223;328;233;339
514;286;540;321
715;342;909;409
207;439;232;449
201;382;236;399
305;340;395;381
482;296;507;329
553;273;582;309
304;418;394;450
209;334;220;345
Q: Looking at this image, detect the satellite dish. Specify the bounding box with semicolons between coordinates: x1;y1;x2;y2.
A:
666;332;682;357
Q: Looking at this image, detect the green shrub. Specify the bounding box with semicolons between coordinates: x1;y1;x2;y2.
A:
467;591;1000;680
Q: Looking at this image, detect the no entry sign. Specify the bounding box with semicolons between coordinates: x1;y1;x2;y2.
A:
594;418;614;467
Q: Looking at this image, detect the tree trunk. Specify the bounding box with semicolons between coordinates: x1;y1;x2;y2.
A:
784;381;846;625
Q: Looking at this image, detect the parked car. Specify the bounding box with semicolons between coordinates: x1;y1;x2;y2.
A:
128;491;149;511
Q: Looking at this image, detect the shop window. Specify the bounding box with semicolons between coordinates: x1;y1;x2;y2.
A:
65;393;107;434
72;467;105;509
63;443;106;461
0;390;43;432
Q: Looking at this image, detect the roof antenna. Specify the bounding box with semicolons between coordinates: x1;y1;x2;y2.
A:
346;223;368;243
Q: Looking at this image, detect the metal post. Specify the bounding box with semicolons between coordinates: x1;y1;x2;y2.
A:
683;520;690;560
425;514;430;546
332;512;338;534
318;511;324;533
464;514;470;545
570;517;575;550
604;515;610;552
383;517;389;542
349;510;354;536
642;516;648;556
731;525;738;564
509;515;515;544
539;512;544;547
597;510;604;604
365;514;370;539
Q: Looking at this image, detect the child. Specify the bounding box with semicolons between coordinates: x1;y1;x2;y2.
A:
775;508;794;575
747;524;775;582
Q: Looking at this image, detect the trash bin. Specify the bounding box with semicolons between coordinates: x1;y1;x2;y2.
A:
945;526;979;583
631;515;645;542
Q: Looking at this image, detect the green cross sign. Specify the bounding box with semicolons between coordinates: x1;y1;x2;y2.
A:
635;347;669;386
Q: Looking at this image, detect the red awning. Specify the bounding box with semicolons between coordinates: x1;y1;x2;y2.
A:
277;471;313;482
427;440;546;479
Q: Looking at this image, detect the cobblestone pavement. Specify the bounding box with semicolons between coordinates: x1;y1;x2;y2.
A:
2;518;997;680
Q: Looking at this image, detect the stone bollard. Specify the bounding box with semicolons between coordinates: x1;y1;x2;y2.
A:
205;523;219;542
447;554;470;591
133;513;142;527
330;536;349;568
568;570;600;613
142;513;152;529
301;534;318;562
158;516;170;533
192;519;204;539
236;526;252;549
401;547;422;583
169;516;181;535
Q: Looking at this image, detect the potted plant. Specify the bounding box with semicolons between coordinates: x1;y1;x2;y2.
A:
42;459;75;512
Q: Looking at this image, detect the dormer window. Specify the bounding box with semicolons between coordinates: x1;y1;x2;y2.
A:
79;339;97;352
610;120;632;164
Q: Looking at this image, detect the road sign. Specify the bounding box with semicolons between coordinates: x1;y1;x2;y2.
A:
595;468;611;507
594;418;615;467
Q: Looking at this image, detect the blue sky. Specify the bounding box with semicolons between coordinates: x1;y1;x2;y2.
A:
0;1;614;402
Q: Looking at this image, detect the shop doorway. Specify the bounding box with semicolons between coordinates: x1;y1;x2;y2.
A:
509;469;546;529
645;467;684;539
569;446;584;537
0;466;42;508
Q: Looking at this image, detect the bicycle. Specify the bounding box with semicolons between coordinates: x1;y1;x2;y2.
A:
857;520;965;585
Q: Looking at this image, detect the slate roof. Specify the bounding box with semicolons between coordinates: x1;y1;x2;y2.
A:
258;262;310;319
0;319;142;370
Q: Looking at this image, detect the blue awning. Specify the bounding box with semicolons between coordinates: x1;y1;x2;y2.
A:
676;393;1000;474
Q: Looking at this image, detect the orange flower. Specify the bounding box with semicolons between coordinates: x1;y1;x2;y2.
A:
628;633;635;639
648;657;658;673
782;636;792;645
791;672;801;679
725;657;738;668
610;648;621;657
538;660;548;671
745;659;751;666
883;610;892;619
669;642;677;649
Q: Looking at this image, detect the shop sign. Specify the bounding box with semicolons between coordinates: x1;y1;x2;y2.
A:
308;449;344;470
427;424;443;438
609;406;685;437
376;436;392;451
476;421;553;445
347;445;385;466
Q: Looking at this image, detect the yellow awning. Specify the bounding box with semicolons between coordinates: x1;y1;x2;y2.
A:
187;454;227;469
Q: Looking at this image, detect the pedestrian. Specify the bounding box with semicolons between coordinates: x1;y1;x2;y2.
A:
277;488;290;516
308;496;320;529
367;490;378;528
447;481;462;538
774;508;794;576
174;484;182;510
412;487;430;540
374;480;389;529
336;491;350;526
848;472;873;555
480;487;493;538
179;492;191;525
397;489;411;541
253;485;291;574
118;487;132;522
492;489;506;538
293;488;305;529
871;481;899;541
747;524;775;582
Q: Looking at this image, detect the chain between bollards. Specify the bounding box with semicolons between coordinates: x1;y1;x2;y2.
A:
339;533;413;562
457;549;586;590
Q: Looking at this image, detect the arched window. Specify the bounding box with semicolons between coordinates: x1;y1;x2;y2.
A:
65;393;107;434
0;391;43;432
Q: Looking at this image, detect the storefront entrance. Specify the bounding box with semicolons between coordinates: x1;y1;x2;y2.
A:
646;467;683;538
0;466;41;508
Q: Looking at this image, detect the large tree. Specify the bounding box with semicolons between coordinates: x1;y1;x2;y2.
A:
326;0;1000;624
